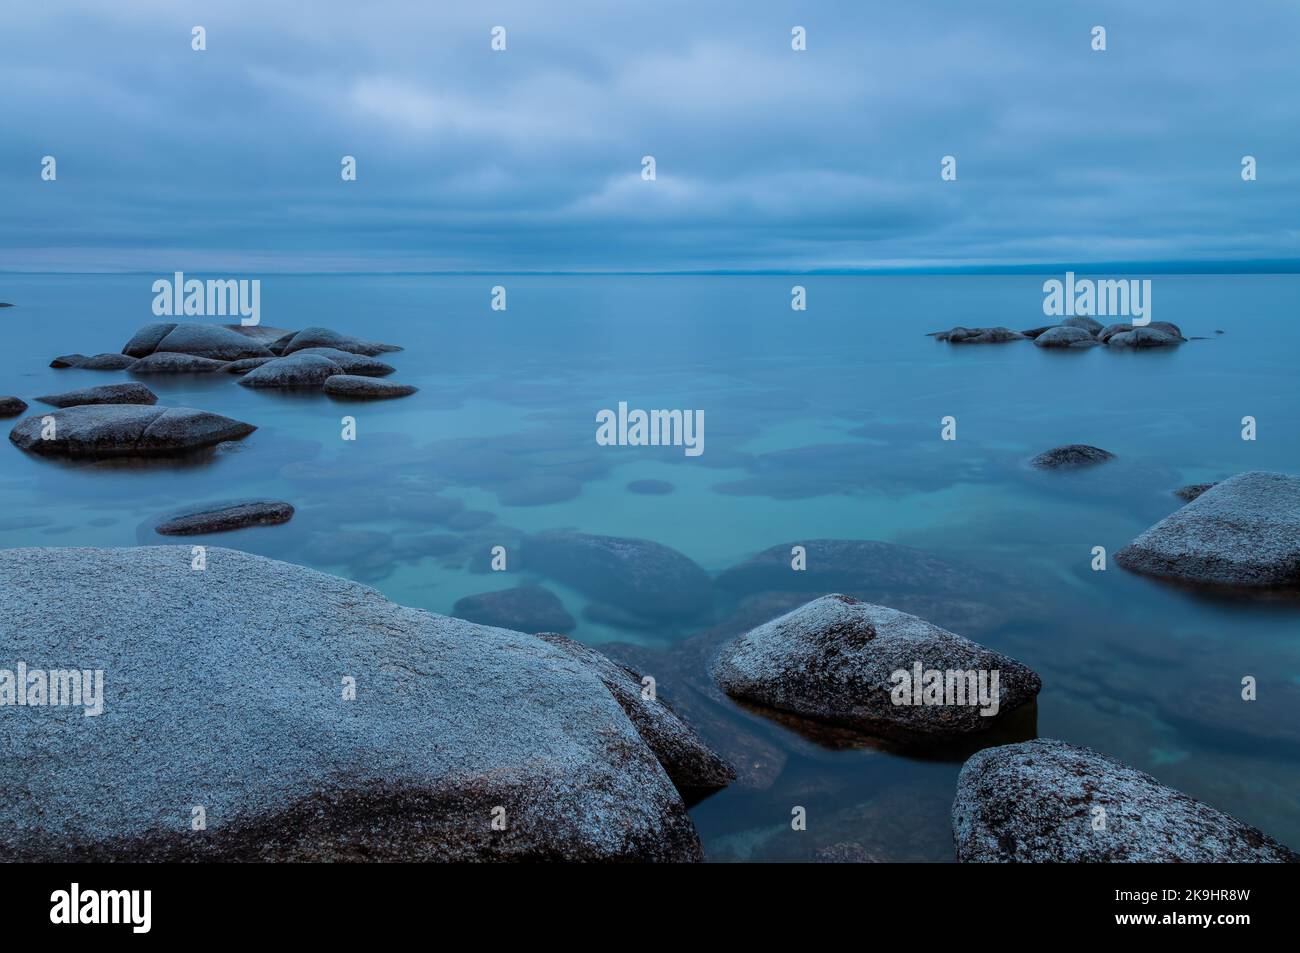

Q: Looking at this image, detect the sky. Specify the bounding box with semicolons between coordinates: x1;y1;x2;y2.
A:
2;0;1299;273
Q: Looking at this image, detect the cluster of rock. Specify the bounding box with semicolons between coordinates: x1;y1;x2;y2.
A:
50;322;418;400
931;317;1186;348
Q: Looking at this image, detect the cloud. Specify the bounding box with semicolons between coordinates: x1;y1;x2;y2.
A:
0;0;1297;271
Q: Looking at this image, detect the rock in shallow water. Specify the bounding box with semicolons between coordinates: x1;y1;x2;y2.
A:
522;531;712;620
452;584;576;633
0;396;27;417
952;739;1298;862
709;594;1041;741
153;323;274;361
1116;471;1300;588
129;352;229;374
36;383;158;408
154;500;295;536
933;326;1026;343
280;326;402;357
80;353;141;370
1033;326;1098;348
0;546;705;861
322;375;417;399
291;347;395;376
239;354;342;389
1173;481;1217;502
1107;327;1179;347
9;404;255;457
1028;444;1114;470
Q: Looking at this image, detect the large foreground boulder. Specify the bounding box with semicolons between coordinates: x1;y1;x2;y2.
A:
1115;471;1300;587
0;546;705;861
35;383;158;408
952;739;1298;862
9;404;255;457
537;633;736;801
522;531;712;620
710;594;1041;740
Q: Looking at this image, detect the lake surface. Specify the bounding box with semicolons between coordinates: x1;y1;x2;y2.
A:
2;272;1297;860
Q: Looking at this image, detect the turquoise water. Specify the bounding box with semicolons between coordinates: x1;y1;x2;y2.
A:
2;273;1298;860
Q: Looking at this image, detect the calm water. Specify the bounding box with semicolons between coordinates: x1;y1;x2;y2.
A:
2;273;1298;860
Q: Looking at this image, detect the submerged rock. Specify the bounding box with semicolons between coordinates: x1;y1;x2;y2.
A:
952;739;1298;862
716;538;1039;637
1019;326;1053;339
129;352;230;374
154;500;295;536
50;354;89;368
1173;481;1217;502
9;404;255;458
322;375;417;399
0;546;703;861
1032;326;1099;348
1028;444;1114;470
1099;320;1184;343
522;531;712;620
537;633;735;801
710;594;1041;741
627;479;675;495
0;397;27;418
1116;471;1300;588
239;354;342;389
280;326;402;357
36;383;158;408
452;584;576;633
935;326;1026;344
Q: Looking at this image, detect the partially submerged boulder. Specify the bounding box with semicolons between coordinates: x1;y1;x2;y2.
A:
452;584;576;633
537;633;736;801
709;594;1041;741
292;347;395;376
0;546;703;861
522;531;712;620
322;375;417;399
50;354;89;368
952;739;1298;862
1028;444;1114;470
1116;471;1300;588
121;322;177;357
238;354;341;389
280;326;402;357
0;397;27;418
153;500;295;536
123;323;274;361
225;357;277;374
1060;316;1103;335
1173;481;1217;502
9;404;255;458
129;353;230;374
80;353;140;370
934;326;1026;344
1107;327;1179;347
1032;326;1099;348
35;383;158;408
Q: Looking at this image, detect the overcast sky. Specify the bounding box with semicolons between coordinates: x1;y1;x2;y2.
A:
2;0;1298;272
